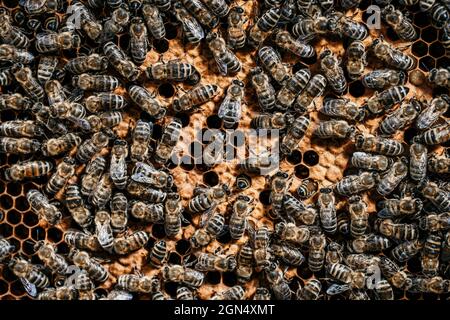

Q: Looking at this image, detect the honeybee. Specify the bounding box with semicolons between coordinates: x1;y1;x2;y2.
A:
379;256;412;289
109;140;128;190
292;15;329;41
69;2;103;41
218;79;245;128
65;183;92;229
376;158;408;196
297;279;322;300
190;211;224;248
237;154;278;175
320;49;347;95
316;188;336;234
251;112;294;131
202;131;224;167
73;73;119;91
146;60;199;84
258;46;290;85
415;123;450;145
173;84;218;113
248;7;280;47
37;286;78;300
227;6;247;49
85;93;127;113
94;210;114;252
442;231;450;262
0;93;32;111
129;17;149;65
0;12;30;48
250;225;272;272
0;238;15;262
131;162;173;189
283;194;318;225
211;286;245;300
428;153;450;174
307;232;326;272
428;67;450;88
280;116;310;155
50;102;88;130
409;142;427;182
99;6;130;42
91;173;113;209
379;99;421;136
35;31;80;53
103;42;140;81
162;193;182;239
34;241;69;275
206;32;241;76
416;95;450;130
195;252;237;272
127;181;167;202
162;264;204;288
117;273;153;293
265;263;292;300
46;157;76;195
81;156;106;197
110;193;128;234
331;11;368;40
129;201;164;222
6;161;53;182
113;231;149;255
229;195;254;240
173;2;204;44
130;120;152;162
313;120;354;139
276;69;311;110
128;85;166;119
250;67;276;111
71;249;109;282
76;132;109;163
0;67;12;86
320;98;365;122
419;213;450;232
391;240;423;262
274;30;315;58
65;54;109;75
22;0;60;14
73;270;95;297
346;40;367;81
348;234;391;253
0;44;34;64
270;242;305;267
181;0;219;28
347;196;368;238
32;103;68;135
377;196;423;219
9;257;49;293
149;240;168;268
382;5;417;40
417;181;450;212
0;137;41;154
354;133;404;156
429;3;449;29
374;218;419;241
142;4;165;40
176;287;195;300
202;0;229;17
154;119;182;164
409;276;449;294
326;263;367;295
345;254;380;272
275;222;310;245
270;171;292;218
236;242;253;284
37;56;58;84
44;80;66;106
12;64;44;101
370;38;416;70
351;152;390;171
295;74;327;113
362;69;407;90
64;230;101;252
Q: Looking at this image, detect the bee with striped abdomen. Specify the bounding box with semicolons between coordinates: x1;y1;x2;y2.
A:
374;218;419;241
0;137;41;155
154;119;182;164
370;38;416;70
415;123;450;145
173;2;204;44
227;6;247;49
271;242;305;266
9;257;49;293
76;132;109;163
142;4;165;40
276;69;310;110
251;112;294;131
236;242;254;284
34;241;69;275
230;195;254;240
320;48;347;95
249;224;272;272
354;133;404;156
27;189;61;225
110;140;128;190
113;231;149;255
258;46;291;85
195;252;237;272
131;162;173;189
35;31;80;53
269;171;292;218
130;120;152;162
218;79;245;128
129;201;164;223
65;54;109;75
349;195;369;238
0;238;15;262
351;152;390;171
379;99;421;136
283;193;318;225
117;273;153;293
362;69;407;90
417;181;450;212
379;256;412;289
146;60;199;84
376;158;408;196
409;142;427;182
164;193;182;238
37;56;58;84
212;286;245;300
103;42;140;81
346;40;367;81
248;7;281;47
46;157;76;195
162;264;204;288
110;193;128;234
335;172;378;197
416;95;450;130
297;279;322;300
128;85;166;119
280;116;310;155
129;17;149;65
377;196;423;219
295;74;327;114
12;64;44;101
275;222;310;245
0;12;30;48
313;120;355;139
274;30;315;58
382;5;418;40
250;67;276;111
349;234;392;253
65;183;93;229
203;0;229;17
73;73;119;91
0;44;34;64
181;0;219;29
190;211;224;248
91;173;113;209
149;240;168;268
6;161;53;182
173;84;219;113
320;98;365;122
318;188;337;234
207;32;241;76
71;249;109;283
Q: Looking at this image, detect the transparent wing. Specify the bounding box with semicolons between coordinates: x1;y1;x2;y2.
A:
218;94;232;119
214;54;228;76
326;284;351;296
184;19;205;41
20;278;37;297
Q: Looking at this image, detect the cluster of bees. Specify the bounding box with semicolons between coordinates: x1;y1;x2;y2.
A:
0;0;450;300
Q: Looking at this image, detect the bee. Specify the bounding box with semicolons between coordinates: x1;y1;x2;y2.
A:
211;286;245;300
181;0;219;28
46;157;76;195
103;42;140;81
374;218;419;241
162;264;204;288
0;93;32;111
295;74;327;113
32;103;68;134
195;252;237;272
0;44;34;64
415;123;450;145
0;238;15;262
6;161;53;182
131;162;172;189
379;99;421;136
292;15;329;41
64;230;101;252
37;56;58;84
417;181;450;212
347;195;368;238
379;256;412;289
362;69;407;90
227;6;247;49
150;276;170;300
265;263;292;300
190;211;224;248
280;116;310;155
154;119;182;164
326;242;344;265
110;193;128;234
146;60;199;84
377;196;423;219
0;68;12;86
283;194;318;225
236;242;254;283
37;287;78;300
235;174;251;190
71;250;109;282
416;95;450;130
114;231;149;255
254;287;271;300
9;257;49;291
22;0;60;14
337;213;351;235
376;158;408;196
249;6;281;44
70;2;103;41
428;67;450;88
326;263;367;296
382;5;417;40
391;240;423;262
149;240;168;268
419;213;450;232
237;154;278;175
173;84;219;113
88;111;123;131
320;98;365;122
354;133;404;156
12;64;44;101
250;67;276;111
230;195;254;240
316;188;337;234
127;181;167;202
91;173;113;209
409;142;427;182
297;279;322;300
50;102;87;129
419;0;436;11
202;0;229;17
142;4;165;40
65;54;109;75
345;254;380;272
86;93;127;113
72;73;119;91
351;152;390;171
76;132;110;163
348;234;392;253
206;32;241;76
274;30;315;58
269;171;292;218
65;183;92;229
275;222;310;245
320;49;347;95
409;276;449;294
276;69;311;110
173;2;204;44
35;31;80;53
128;17;149;65
271;242;305;266
334;13;369;41
429;3;449;29
27;189;61;226
34;241;69;275
428;153;450;174
128;85;166;119
44;80;66;106
93;210;114;252
346;40;367;81
308;233;327;272
202;131;224;167
176;287;195;300
250;224;272;272
0;137;41;154
314;120;354;139
218;79;245;128
109;140;128;190
258;46;290;85
130;201;164;222
370;38;416;70
81;156;106;197
373;280;394;300
164;193;182;238
73;270;95;295
251;112;294;131
100;6;130;42
0;12;30;48
117;274;153;293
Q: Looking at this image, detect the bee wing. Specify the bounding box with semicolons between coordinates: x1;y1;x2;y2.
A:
109;290;133;300
184;19;205;41
130;172;152;184
96;223;113;247
326;284;351;296
218;94;232;119
20;278;38;297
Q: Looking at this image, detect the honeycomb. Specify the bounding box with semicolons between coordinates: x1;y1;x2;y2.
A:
0;0;449;300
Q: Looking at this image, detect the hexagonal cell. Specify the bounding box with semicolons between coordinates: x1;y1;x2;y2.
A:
31;226;46;241
6;182;22;197
206;115;223;129
2;266;17;282
411;40;428;57
21;240;35;256
349;80;366;98
0;280;8;295
154;39;169;53
164;24;179;40
175;239;191;256
429;42;445;58
6;210;21;225
295;164;310;179
206;271;221;285
14;224;29;240
413;11;429;28
0;223;13;238
168;252;181;264
222;272;237;287
10;280;25;296
180;156;195;171
419;56;436;72
22;212;39;228
303;150;320;166
287;150;302;165
151;224;166;239
158;83;175;98
57;242;70;255
14;196;30;212
0;194;14;211
47;227;63;243
436;56;450;69
259;190;271;206
203;171;219;186
421;27;438;43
